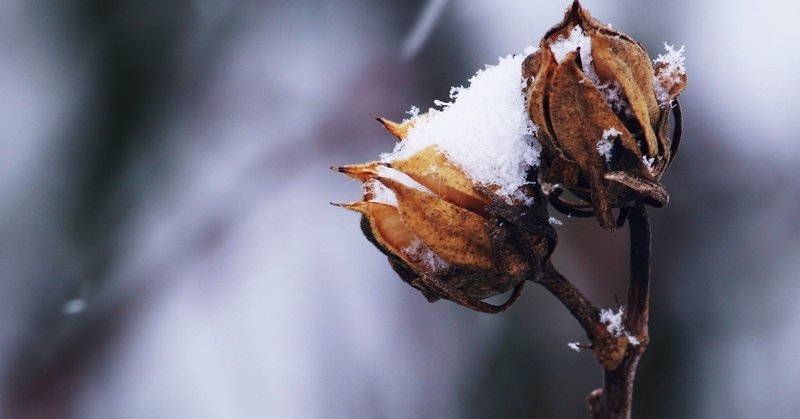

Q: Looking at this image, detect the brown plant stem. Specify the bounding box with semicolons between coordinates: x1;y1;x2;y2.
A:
538;261;600;341
535;204;651;419
588;204;651;419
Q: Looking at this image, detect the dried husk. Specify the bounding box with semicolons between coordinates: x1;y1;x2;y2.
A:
523;0;686;230
334;120;556;312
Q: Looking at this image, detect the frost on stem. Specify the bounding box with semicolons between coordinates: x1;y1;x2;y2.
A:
599;307;625;336
599;307;640;346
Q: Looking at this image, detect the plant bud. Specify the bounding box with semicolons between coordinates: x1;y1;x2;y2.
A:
523;0;686;230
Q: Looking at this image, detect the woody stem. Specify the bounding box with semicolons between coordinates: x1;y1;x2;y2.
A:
588;204;651;419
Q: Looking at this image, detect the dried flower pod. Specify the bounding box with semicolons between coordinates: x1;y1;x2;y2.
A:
523;0;687;230
334;124;556;313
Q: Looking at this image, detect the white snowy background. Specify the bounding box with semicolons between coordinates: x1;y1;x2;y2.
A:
1;1;798;418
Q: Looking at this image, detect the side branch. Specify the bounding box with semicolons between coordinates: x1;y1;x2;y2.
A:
538;261;600;340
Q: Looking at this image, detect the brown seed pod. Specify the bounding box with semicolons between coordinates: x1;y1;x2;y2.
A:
333;120;556;313
523;0;687;230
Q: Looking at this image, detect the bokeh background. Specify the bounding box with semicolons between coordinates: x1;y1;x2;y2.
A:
2;0;799;418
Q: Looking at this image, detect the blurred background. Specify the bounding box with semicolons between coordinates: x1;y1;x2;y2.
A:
2;0;798;418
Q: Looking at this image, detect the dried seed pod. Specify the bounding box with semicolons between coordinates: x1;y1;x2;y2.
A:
334;136;556;312
523;0;687;230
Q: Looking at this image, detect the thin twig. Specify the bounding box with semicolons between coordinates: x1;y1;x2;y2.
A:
537;261;600;341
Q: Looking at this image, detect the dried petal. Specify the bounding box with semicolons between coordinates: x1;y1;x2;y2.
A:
604;171;668;208
387;145;490;217
591;34;659;155
548;53;638;166
525;47;560;158
335;201;418;267
335;162;381;183
376;117;415;140
377;176;494;270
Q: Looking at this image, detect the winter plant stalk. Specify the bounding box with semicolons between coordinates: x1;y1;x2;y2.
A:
333;2;686;417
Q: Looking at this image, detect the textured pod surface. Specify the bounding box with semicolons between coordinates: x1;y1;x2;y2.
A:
377;176;494;270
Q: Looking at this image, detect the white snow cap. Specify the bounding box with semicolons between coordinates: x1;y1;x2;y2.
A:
653;43;686;107
381;48;540;201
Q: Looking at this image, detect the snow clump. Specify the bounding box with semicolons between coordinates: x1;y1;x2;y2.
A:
381;48;541;202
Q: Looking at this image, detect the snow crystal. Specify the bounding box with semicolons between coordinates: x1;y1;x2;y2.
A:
642;155;655;173
596;140;613;163
510;188;536;206
653;43;686;107
549;26;628;113
598;81;628;114
550;26;591;64
603;128;622;140
403;237;449;272
599;307;625;336
600;307;641;345
567;342;582;353
548;216;563;226
382;49;540;201
597;128;621;163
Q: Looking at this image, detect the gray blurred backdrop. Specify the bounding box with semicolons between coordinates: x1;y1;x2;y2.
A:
2;0;799;418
